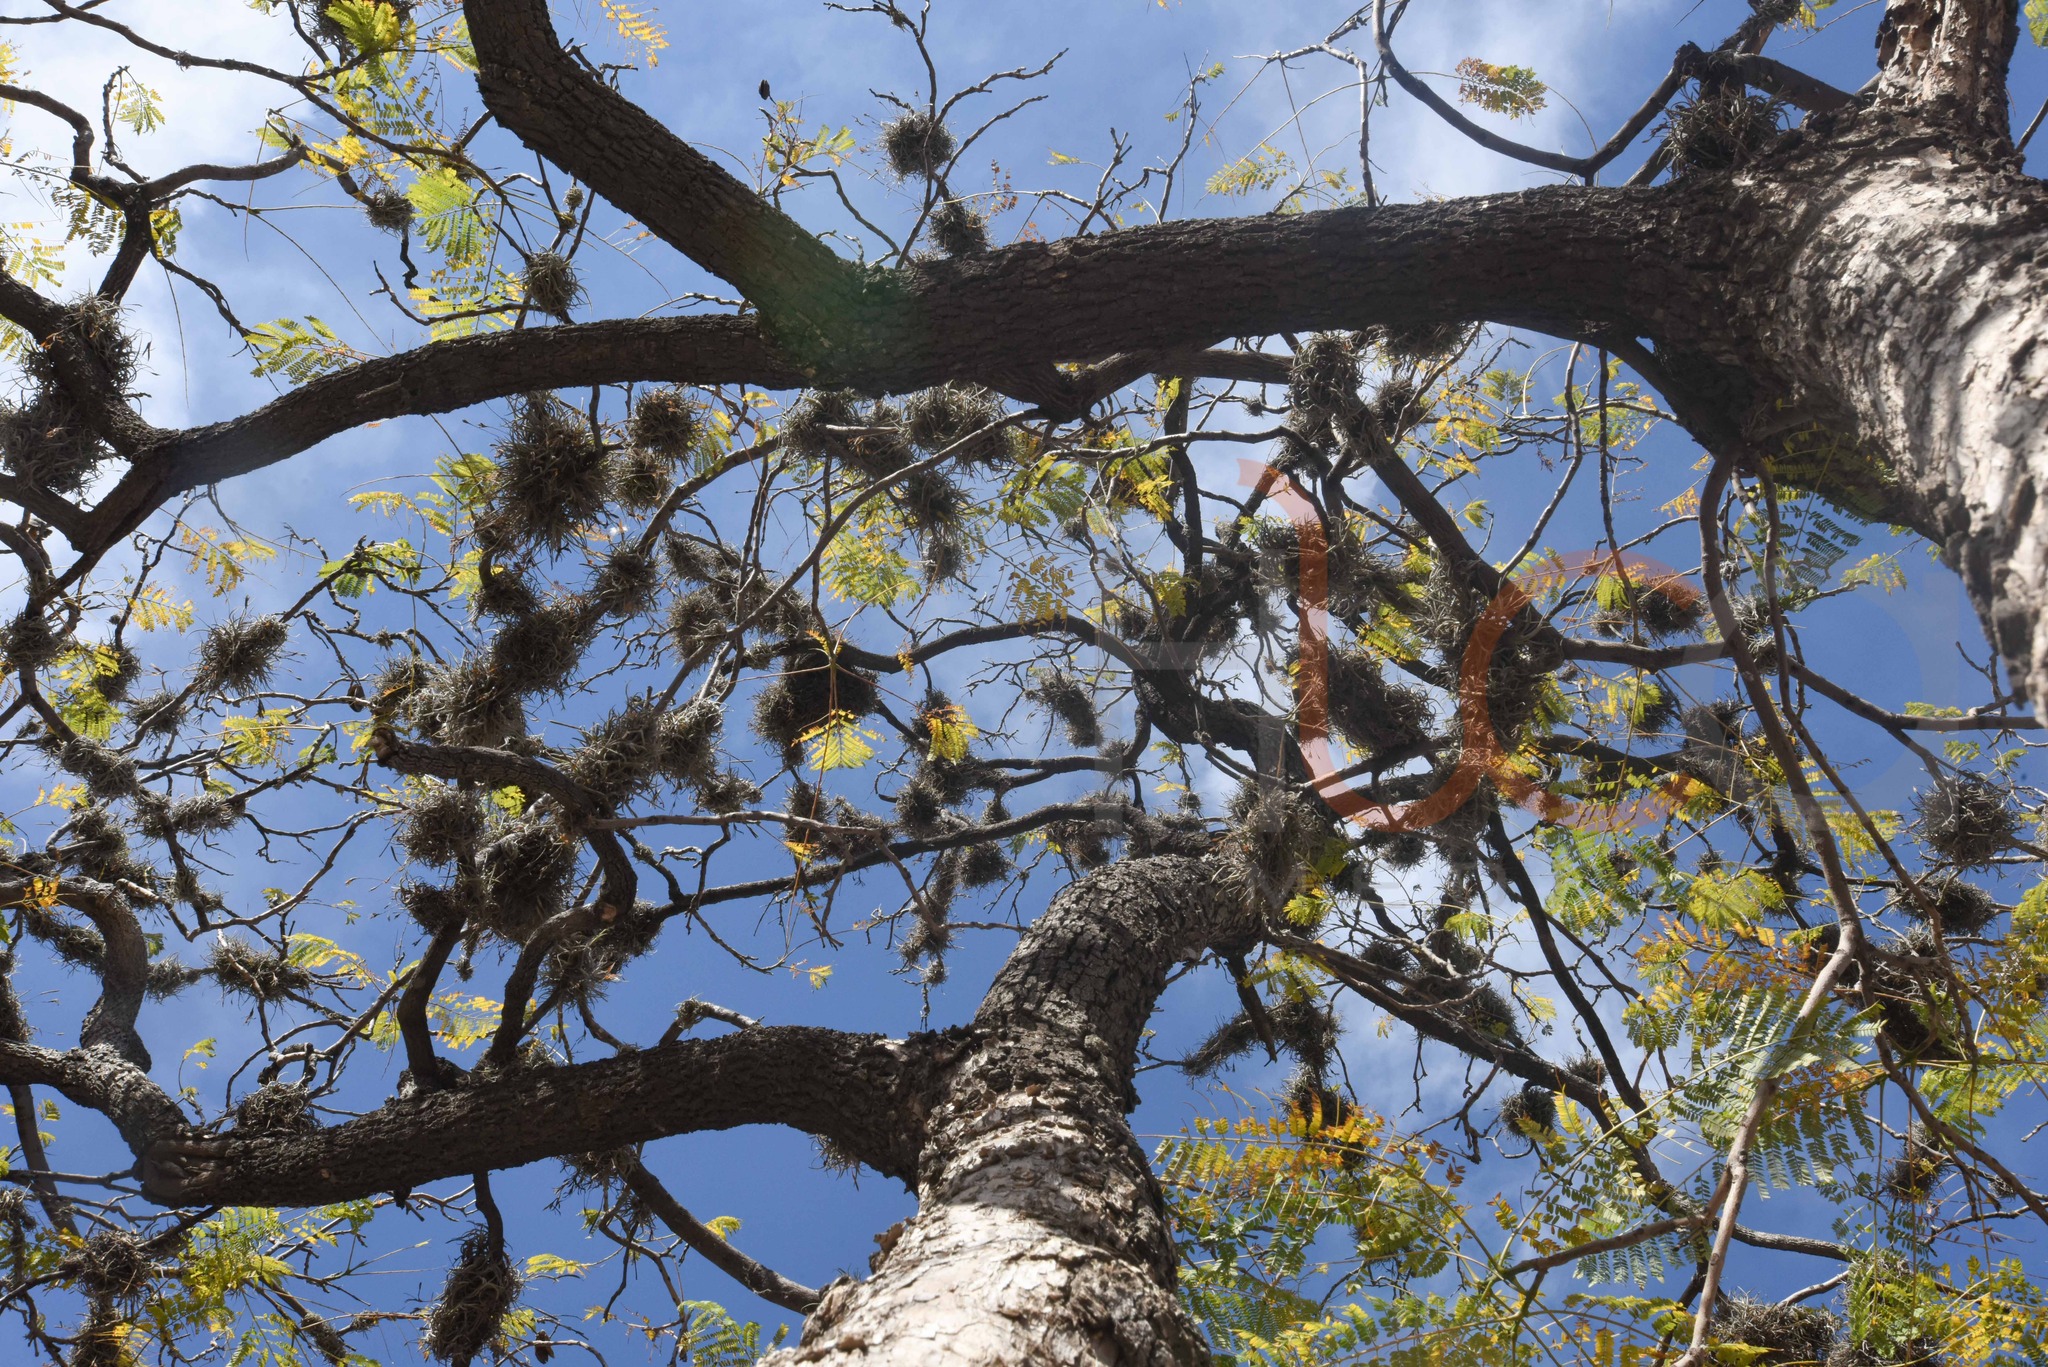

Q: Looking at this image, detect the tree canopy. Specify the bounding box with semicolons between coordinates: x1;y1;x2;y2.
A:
0;1;2046;1364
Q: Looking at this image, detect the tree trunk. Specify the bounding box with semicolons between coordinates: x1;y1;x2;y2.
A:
1704;106;2048;704
764;856;1245;1367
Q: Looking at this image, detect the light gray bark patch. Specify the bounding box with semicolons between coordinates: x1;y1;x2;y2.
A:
764;856;1248;1366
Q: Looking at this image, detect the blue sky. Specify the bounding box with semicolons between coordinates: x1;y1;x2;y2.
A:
5;0;2047;1358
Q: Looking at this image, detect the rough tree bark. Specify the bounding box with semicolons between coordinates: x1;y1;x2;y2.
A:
3;2;2045;1362
42;855;1245;1366
764;856;1243;1367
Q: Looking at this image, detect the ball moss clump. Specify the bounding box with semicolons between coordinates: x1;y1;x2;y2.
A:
904;383;1007;463
836;401;915;481
565;699;669;806
1375;318;1477;363
2;298;138;495
960;839;1011;889
1370;374;1429;438
364;185;414;232
1499;1084;1558;1135
520;250;581;320
1;609;65;672
488;394;612;552
591;546;659;619
1325;647;1432;754
779;389;860;462
209;935;314;1003
77;1229;157;1302
1288;332;1362;438
1905;873;1999;936
928;198;990;256
399;878;472;934
165;792;243;838
233;1081;317;1136
1913;774;2017;867
127;689;187;740
1712;1296;1839;1367
1883;1122;1947;1202
654;699;723;790
58;738;141;801
92;643;143;702
881;109;956;179
611;446;673;512
422;1227;521;1366
396;783;483;867
487;595;595;699
627;386;701;460
896;467;967;534
1027;669;1101;749
751;643;880;757
894;772;949;837
408;657;528;749
477;818;580;942
666;586;728;657
474;563;540;621
1663;84;1784;175
196;613;289;693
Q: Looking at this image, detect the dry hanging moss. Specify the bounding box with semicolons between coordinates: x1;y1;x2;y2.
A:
364;185;414;232
1028;669;1101;748
627;386;701;459
521;250;580;319
1913;774;2016;867
421;1226;521;1367
752;642;880;756
881;109;956;178
1903;873;1999;937
196;614;289;692
209;936;314;1003
395;783;483;867
487;395;612;552
1662;84;1784;175
904;384;1007;464
1499;1084;1558;1135
1711;1296;1838;1366
2;298;138;496
928;199;989;256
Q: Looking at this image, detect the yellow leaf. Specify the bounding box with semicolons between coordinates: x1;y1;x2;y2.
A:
799;710;876;771
924;703;979;762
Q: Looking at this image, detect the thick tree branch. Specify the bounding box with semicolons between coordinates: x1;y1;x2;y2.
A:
463;0;876;363
141;1026;941;1207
